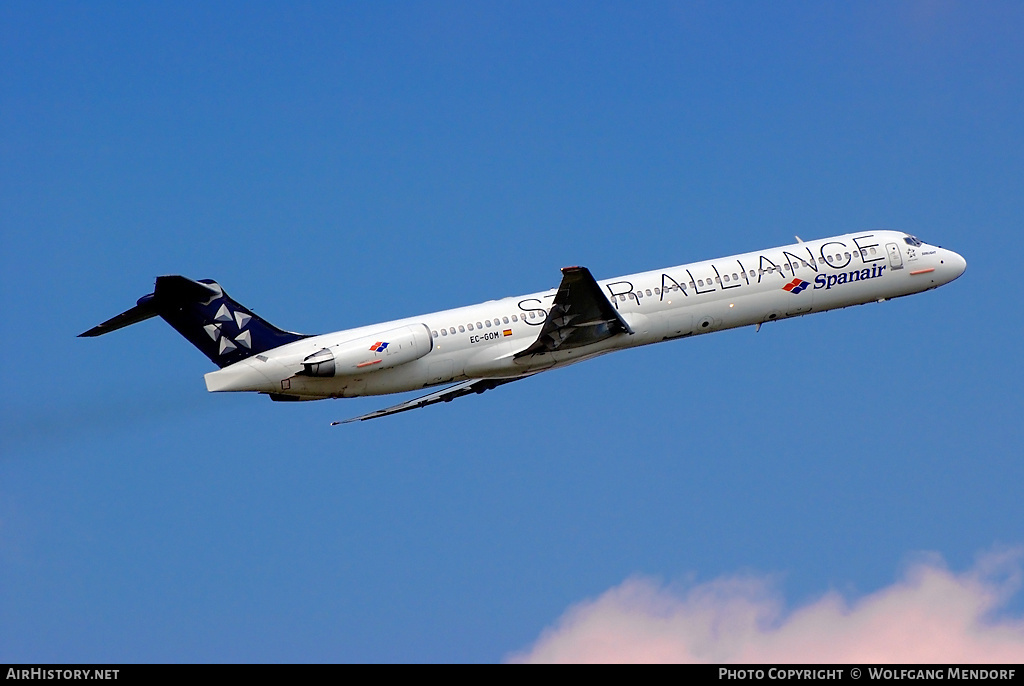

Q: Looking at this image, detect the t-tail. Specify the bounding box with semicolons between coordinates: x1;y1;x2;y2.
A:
79;276;309;367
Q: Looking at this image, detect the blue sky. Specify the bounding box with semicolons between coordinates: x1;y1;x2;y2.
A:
2;1;1022;662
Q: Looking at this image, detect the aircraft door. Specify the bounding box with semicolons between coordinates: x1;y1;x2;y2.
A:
886;243;904;270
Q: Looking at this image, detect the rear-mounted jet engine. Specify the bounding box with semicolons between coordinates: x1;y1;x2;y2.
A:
298;323;433;377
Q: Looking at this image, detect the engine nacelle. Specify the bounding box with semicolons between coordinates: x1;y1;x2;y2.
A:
300;323;433;377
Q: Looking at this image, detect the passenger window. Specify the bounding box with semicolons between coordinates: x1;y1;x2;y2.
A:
477;322;482;329
432;330;438;337
503;316;509;324
450;327;456;335
485;320;491;327
645;289;652;296
724;274;730;282
459;325;465;333
511;315;518;322
732;273;738;281
637;291;643;298
441;329;448;336
654;288;661;295
698;279;704;287
468;323;474;331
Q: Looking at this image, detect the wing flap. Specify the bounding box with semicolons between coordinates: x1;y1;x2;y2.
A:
514;266;631;358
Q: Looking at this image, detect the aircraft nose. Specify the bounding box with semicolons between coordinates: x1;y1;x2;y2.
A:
945;249;967;281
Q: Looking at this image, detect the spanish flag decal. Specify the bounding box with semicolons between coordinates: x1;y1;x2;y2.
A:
503;329;513;337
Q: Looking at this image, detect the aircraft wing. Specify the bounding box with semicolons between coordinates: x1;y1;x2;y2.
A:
514;266;633;358
333;375;536;424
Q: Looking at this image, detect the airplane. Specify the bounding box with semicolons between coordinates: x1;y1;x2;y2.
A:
80;230;966;424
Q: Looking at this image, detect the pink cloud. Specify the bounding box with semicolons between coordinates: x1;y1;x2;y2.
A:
508;549;1024;663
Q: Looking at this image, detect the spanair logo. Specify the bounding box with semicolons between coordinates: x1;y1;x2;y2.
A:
369;341;389;353
782;278;810;294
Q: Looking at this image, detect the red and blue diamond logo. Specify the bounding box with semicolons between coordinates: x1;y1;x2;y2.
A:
782;278;810;294
369;341;389;353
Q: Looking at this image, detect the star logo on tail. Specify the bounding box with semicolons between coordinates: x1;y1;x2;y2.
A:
204;301;255;355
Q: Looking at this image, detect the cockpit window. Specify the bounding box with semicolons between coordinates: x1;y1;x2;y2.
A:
904;235;923;247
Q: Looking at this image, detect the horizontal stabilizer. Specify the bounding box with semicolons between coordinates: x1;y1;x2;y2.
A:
78;297;159;337
78;277;221;338
78;275;309;367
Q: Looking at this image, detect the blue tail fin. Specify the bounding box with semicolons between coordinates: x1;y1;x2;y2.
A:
79;276;309;368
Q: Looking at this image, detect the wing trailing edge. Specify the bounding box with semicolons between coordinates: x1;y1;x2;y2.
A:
333;375;535;424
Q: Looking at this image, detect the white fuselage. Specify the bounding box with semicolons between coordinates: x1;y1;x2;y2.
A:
204;230;966;399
